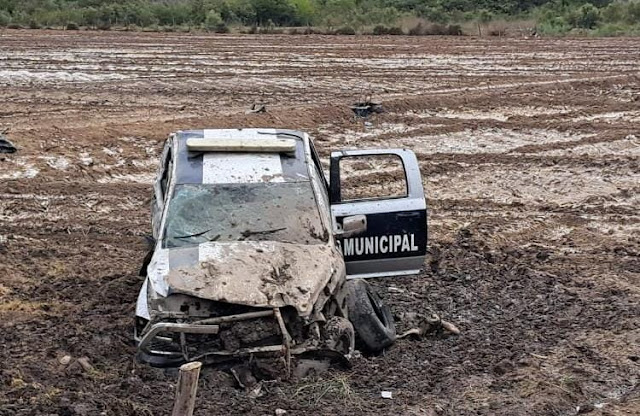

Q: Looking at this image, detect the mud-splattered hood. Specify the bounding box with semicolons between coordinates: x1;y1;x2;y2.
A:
147;241;343;317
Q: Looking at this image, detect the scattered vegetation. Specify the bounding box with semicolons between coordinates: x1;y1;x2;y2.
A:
294;374;362;406
0;0;639;35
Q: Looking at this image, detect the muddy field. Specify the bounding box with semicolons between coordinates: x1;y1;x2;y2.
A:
1;30;639;416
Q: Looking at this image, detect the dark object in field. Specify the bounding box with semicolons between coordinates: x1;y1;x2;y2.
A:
246;103;267;114
0;133;17;153
351;102;383;118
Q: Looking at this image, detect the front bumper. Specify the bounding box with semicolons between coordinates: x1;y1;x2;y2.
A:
136;308;353;368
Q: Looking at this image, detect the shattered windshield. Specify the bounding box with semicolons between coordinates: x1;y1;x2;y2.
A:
163;182;327;248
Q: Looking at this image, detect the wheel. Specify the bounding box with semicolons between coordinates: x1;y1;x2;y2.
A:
137;350;185;368
345;279;396;352
323;316;355;356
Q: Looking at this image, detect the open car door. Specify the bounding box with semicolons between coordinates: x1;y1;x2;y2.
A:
329;149;427;278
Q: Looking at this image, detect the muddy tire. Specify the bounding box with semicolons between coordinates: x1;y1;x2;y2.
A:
137;351;185;368
345;279;396;352
323;316;355;356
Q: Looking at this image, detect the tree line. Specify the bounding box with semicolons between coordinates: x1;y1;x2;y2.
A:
0;0;638;35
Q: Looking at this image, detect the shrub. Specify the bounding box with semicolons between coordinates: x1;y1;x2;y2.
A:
592;23;626;36
372;25;405;35
7;23;22;29
0;11;11;27
372;24;387;35
66;22;79;30
446;24;463;35
334;26;355;35
538;16;570;35
205;10;223;31
204;10;229;33
408;22;424;35
426;23;448;35
567;3;601;29
28;19;41;29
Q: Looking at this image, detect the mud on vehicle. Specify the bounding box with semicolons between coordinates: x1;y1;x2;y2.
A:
135;129;427;368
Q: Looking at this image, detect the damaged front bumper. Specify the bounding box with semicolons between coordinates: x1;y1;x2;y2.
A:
135;308;354;369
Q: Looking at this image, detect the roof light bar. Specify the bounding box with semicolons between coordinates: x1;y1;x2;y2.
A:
186;138;296;153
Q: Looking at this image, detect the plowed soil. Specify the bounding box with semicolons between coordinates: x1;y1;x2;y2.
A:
1;30;639;416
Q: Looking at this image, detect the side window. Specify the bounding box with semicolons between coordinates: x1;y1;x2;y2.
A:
338;154;407;202
160;152;172;199
309;140;329;191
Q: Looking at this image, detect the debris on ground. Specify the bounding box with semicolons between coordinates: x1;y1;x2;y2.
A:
246;103;267;114
230;364;258;389
350;101;383;118
275;409;287;416
58;355;72;366
293;359;331;379
397;312;461;339
77;357;94;373
0;131;17;153
381;391;393;399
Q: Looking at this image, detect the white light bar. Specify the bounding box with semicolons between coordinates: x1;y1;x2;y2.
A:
186;138;296;153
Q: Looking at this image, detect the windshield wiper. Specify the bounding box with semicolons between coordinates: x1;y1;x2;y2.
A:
174;228;221;241
240;227;286;239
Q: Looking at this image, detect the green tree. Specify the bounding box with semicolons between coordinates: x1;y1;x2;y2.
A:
205;9;222;28
250;0;295;25
0;9;11;26
567;3;600;29
290;0;315;25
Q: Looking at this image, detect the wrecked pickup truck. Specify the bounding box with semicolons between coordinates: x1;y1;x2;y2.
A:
135;129;427;368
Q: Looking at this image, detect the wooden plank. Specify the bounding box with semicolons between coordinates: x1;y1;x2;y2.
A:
171;361;202;416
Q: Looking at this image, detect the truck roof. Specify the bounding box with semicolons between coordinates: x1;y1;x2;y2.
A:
171;129;310;185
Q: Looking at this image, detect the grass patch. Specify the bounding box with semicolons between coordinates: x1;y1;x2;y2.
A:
294;374;362;407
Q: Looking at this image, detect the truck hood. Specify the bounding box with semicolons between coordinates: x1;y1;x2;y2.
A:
147;241;343;316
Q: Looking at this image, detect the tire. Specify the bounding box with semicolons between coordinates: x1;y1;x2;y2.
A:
345;279;396;352
137;350;185;368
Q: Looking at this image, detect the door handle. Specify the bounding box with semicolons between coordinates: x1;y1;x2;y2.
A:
397;212;420;218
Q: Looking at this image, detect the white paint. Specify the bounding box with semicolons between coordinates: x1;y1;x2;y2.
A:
200;129;285;184
202;153;284;184
147;249;170;297
135;279;150;320
347;269;421;279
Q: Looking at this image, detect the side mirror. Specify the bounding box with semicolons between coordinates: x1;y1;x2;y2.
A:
337;215;367;238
